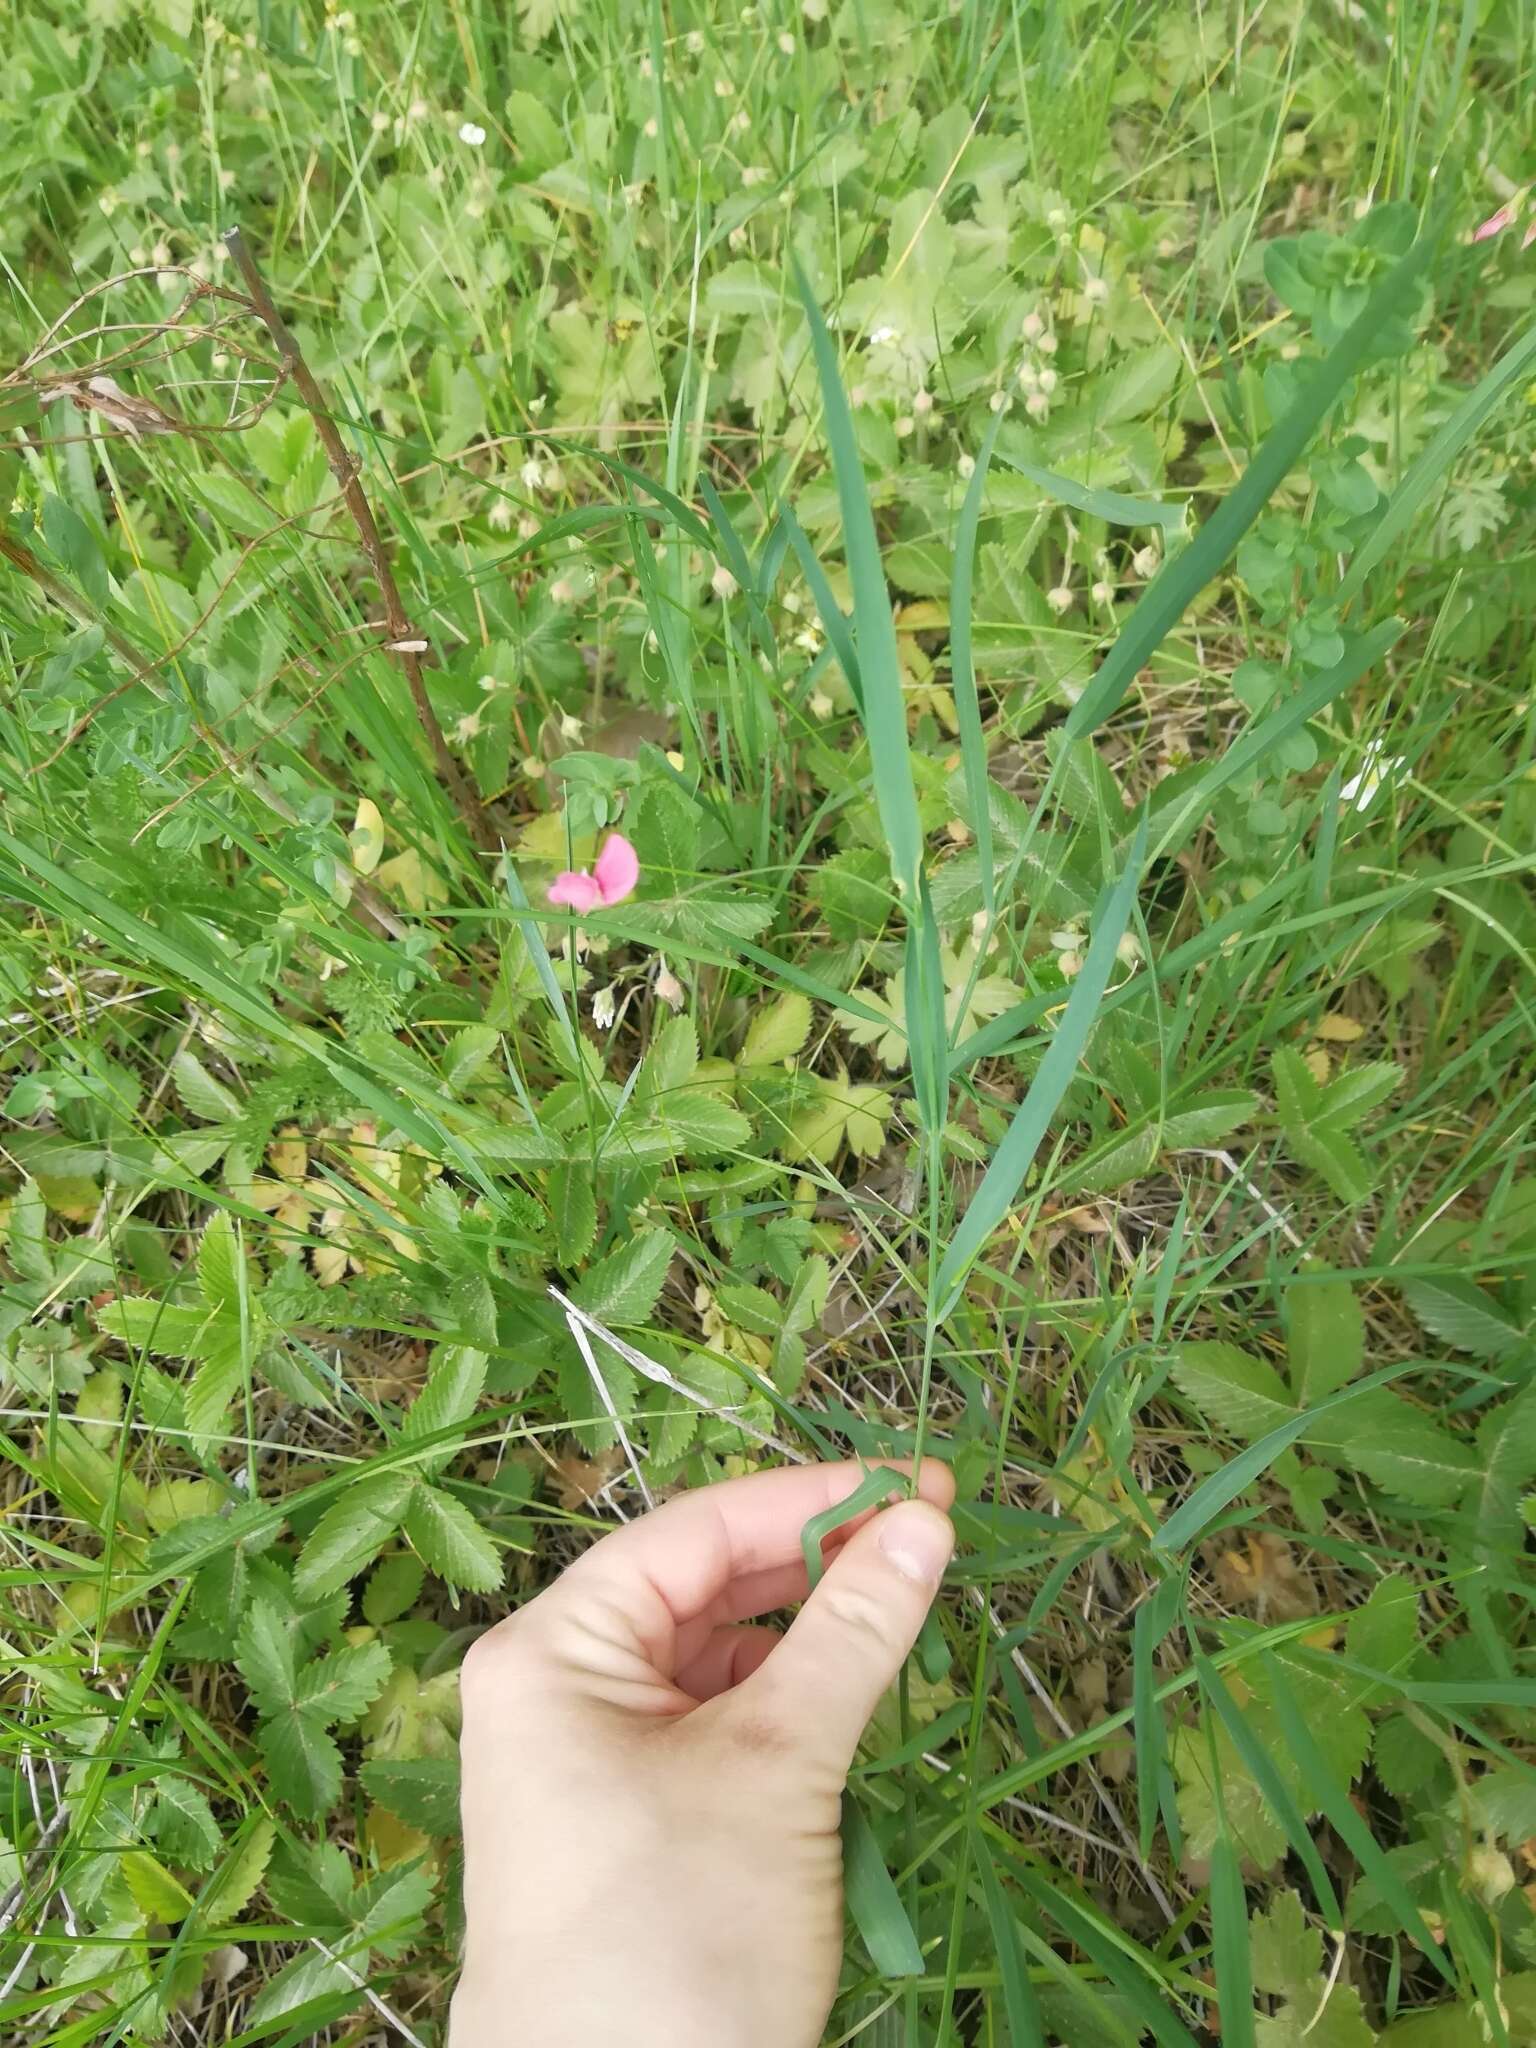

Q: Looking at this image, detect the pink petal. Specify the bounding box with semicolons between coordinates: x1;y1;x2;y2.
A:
1472;204;1515;243
548;869;602;913
593;832;640;906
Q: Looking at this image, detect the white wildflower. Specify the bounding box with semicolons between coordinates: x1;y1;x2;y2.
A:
1026;391;1049;421
458;120;486;146
654;961;685;1010
957;451;976;480
1132;544;1160;578
1083;275;1110;306
1046;583;1074;614
912;388;933;415
711;563;738;600
592;985;617;1031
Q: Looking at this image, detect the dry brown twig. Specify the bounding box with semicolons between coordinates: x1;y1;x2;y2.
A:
221;225;496;854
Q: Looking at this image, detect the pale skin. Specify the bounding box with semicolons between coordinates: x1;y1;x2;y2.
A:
450;1458;957;2048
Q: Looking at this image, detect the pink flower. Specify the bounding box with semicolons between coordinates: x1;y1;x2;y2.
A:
547;832;640;913
1472;203;1516;243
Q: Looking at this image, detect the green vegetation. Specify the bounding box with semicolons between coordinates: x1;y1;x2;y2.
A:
2;1;1535;2041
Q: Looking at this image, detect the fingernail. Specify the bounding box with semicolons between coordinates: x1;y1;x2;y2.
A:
877;1503;954;1588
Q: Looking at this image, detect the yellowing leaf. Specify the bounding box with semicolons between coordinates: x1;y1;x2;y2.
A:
123;1849;194;1925
1315;1013;1365;1043
377;847;448;912
349;797;385;875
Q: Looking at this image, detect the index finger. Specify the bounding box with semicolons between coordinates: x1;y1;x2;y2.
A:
550;1458;954;1663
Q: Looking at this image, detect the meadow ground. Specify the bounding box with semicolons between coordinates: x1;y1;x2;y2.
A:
1;1;1535;2043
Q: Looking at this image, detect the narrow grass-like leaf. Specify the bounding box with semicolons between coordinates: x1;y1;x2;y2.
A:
951;407;1004;920
1153;1355;1432;1554
778;501;863;711
1195;1654;1341;1927
1209;1830;1255;2048
977;1839;1045;2048
1152;620;1404;858
1009;1862;1200;2048
1264;1654;1457;1987
1134;1574;1184;1862
993;450;1187;537
1338;320;1536;606
801;1466;903;1589
841;1791;924;1978
1066;220;1439;738
935;812;1147;1315
795;268;922;897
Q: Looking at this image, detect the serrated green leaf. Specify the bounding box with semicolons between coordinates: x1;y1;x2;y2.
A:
1344;1578;1418;1704
1400;1276;1527;1361
173;1050;242;1123
259;1707;344;1820
293;1640;392;1722
153;1773;222;1871
1309;1391;1476;1505
403;1481;502;1592
571;1228;675;1325
6;1178;52;1284
639;1013;699;1097
123;1848;195;1925
362;1550;425;1626
235;1596;297;1716
1250;1890;1322;2003
199;1817;276;1926
1318;1061;1402;1129
95;1297;212;1359
1286;1276;1363;1405
196;1211;243;1313
1172;1341;1298;1440
399;1344;489;1472
741;993;812;1067
294;1474;413;1602
360;1755;461;1837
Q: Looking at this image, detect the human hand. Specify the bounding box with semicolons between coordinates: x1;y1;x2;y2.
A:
449;1458;956;2048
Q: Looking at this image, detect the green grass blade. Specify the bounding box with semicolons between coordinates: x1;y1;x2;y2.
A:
950;407;1005;922
1194;1654;1342;1927
1066;218;1441;739
993;451;1188;538
1152;619;1405;859
842;1791;925;1978
1154;1355;1439;1554
1338;320;1536;607
1264;1653;1457;1989
1209;1829;1255;2048
935;811;1147;1315
795;266;923;898
779;499;864;712
801;1466;903;1589
977;1839;1045;2048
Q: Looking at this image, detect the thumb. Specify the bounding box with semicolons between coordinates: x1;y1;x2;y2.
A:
729;1499;954;1777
